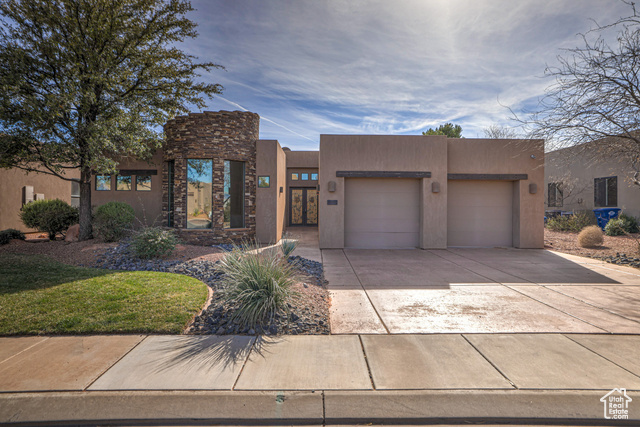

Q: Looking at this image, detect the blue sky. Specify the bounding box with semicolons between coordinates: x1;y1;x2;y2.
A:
184;0;631;149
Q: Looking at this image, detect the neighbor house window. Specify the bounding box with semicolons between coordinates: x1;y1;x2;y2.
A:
187;159;213;229
594;176;617;207
311;173;318;181
301;173;309;180
136;175;152;191
258;176;270;188
291;173;299;180
71;181;80;208
116;175;132;191
224;160;245;229
95;175;111;191
548;182;563;208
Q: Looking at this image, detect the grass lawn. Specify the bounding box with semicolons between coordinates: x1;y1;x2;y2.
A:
0;254;208;335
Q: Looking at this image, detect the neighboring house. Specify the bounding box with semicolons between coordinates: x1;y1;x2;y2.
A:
0;167;80;232
91;110;544;249
545;142;640;218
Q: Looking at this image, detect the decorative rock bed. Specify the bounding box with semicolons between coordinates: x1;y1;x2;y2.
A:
94;242;330;335
594;253;640;268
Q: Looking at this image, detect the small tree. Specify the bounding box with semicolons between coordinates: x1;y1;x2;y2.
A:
483;124;519;139
422;123;463;138
0;0;223;240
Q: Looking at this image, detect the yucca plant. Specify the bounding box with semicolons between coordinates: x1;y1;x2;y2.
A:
220;241;297;328
279;235;298;259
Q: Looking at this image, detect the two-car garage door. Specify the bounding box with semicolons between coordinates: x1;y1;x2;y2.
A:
343;178;513;248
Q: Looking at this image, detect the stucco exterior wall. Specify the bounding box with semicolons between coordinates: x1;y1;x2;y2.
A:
447;138;545;249
0;167;80;232
91;150;164;226
285;150;319;168
545;146;640;218
319;135;448;249
256;140;287;244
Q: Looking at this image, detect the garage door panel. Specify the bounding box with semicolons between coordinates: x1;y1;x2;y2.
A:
345;178;420;249
447;181;513;247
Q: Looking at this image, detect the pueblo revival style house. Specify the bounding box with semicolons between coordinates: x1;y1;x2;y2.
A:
3;110;545;249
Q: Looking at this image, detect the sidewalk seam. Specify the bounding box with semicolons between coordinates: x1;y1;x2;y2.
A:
562;334;640;380
461;334;518;389
0;337;49;367
357;335;376;390
231;336;257;391
83;335;148;391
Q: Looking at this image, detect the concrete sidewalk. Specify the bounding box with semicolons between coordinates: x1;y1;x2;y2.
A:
1;333;639;424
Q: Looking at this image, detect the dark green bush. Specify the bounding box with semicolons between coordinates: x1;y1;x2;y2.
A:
546;211;595;233
0;228;25;245
131;227;178;259
19;199;79;239
604;213;639;236
93;202;135;242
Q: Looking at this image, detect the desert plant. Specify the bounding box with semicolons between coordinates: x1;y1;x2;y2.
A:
603;213;639;236
131;226;178;259
578;225;604;248
279;236;298;259
220;242;297;328
620;213;639;233
546;211;595;232
93;202;135;242
19;199;79;239
0;228;25;245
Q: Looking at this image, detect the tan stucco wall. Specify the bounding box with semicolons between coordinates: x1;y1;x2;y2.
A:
0;167;80;232
319;135;448;249
256;140;287;244
319;135;544;249
91;150;164;226
545;146;640;218
285;150;319;168
447;138;545;249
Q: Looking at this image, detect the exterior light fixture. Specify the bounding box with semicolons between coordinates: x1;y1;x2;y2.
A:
328;181;336;192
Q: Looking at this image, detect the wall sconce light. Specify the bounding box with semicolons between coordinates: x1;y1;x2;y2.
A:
529;183;537;194
431;182;440;193
279;186;283;194
530;154;536;159
328;181;336;192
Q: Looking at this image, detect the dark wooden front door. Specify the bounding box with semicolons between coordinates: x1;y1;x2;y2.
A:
290;187;318;226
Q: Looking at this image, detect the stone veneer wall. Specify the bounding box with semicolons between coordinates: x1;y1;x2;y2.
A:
163;111;259;245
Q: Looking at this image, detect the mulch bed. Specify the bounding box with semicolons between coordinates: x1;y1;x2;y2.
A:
544;228;640;267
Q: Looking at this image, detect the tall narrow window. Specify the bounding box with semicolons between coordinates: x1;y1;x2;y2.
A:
594;176;617;207
167;161;175;227
71;181;80;208
187;159;213;229
547;182;563;207
224;160;245;228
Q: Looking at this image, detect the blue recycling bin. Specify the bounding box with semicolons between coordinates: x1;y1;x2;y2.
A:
593;208;621;230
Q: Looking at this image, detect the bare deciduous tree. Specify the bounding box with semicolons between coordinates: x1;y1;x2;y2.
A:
483;124;520;139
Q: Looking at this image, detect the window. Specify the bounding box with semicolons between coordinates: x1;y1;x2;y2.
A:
301;173;309;180
136;175;152;191
116;175;132;191
71;181;80;208
224;160;245;228
291;173;299;181
258;176;270;188
95;175;111;191
594;176;617;207
311;173;318;181
547;182;563;208
187;159;213;229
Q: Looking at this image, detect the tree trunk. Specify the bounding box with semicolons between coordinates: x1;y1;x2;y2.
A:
78;167;93;241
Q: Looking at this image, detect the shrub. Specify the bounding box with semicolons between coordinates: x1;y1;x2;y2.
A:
620;213;639;233
93;202;135;242
578;225;604;248
279;236;298;259
220;242;297;328
131;226;178;259
546;211;595;233
0;228;25;245
19;199;79;239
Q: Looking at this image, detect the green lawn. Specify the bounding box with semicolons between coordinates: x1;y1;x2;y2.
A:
0;254;208;335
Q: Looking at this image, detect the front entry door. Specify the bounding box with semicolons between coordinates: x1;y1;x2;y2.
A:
290;188;318;226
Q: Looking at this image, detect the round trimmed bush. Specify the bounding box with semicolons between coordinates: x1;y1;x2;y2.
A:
131;226;178;259
19;199;79;239
93;202;135;242
578;225;604;248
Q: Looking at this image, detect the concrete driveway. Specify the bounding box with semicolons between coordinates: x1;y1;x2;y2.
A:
324;247;640;334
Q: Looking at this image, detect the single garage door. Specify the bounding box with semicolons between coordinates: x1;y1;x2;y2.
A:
344;178;420;248
447;180;513;247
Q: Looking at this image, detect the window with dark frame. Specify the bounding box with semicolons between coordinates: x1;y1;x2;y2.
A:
311;173;318;181
116;175;132;191
136;175;152;191
547;182;563;208
301;173;309;180
258;176;270;188
224;160;245;229
291;173;299;181
95;175;111;191
594;176;618;207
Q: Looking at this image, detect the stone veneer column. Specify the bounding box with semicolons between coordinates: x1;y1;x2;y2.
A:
163;111;259;245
